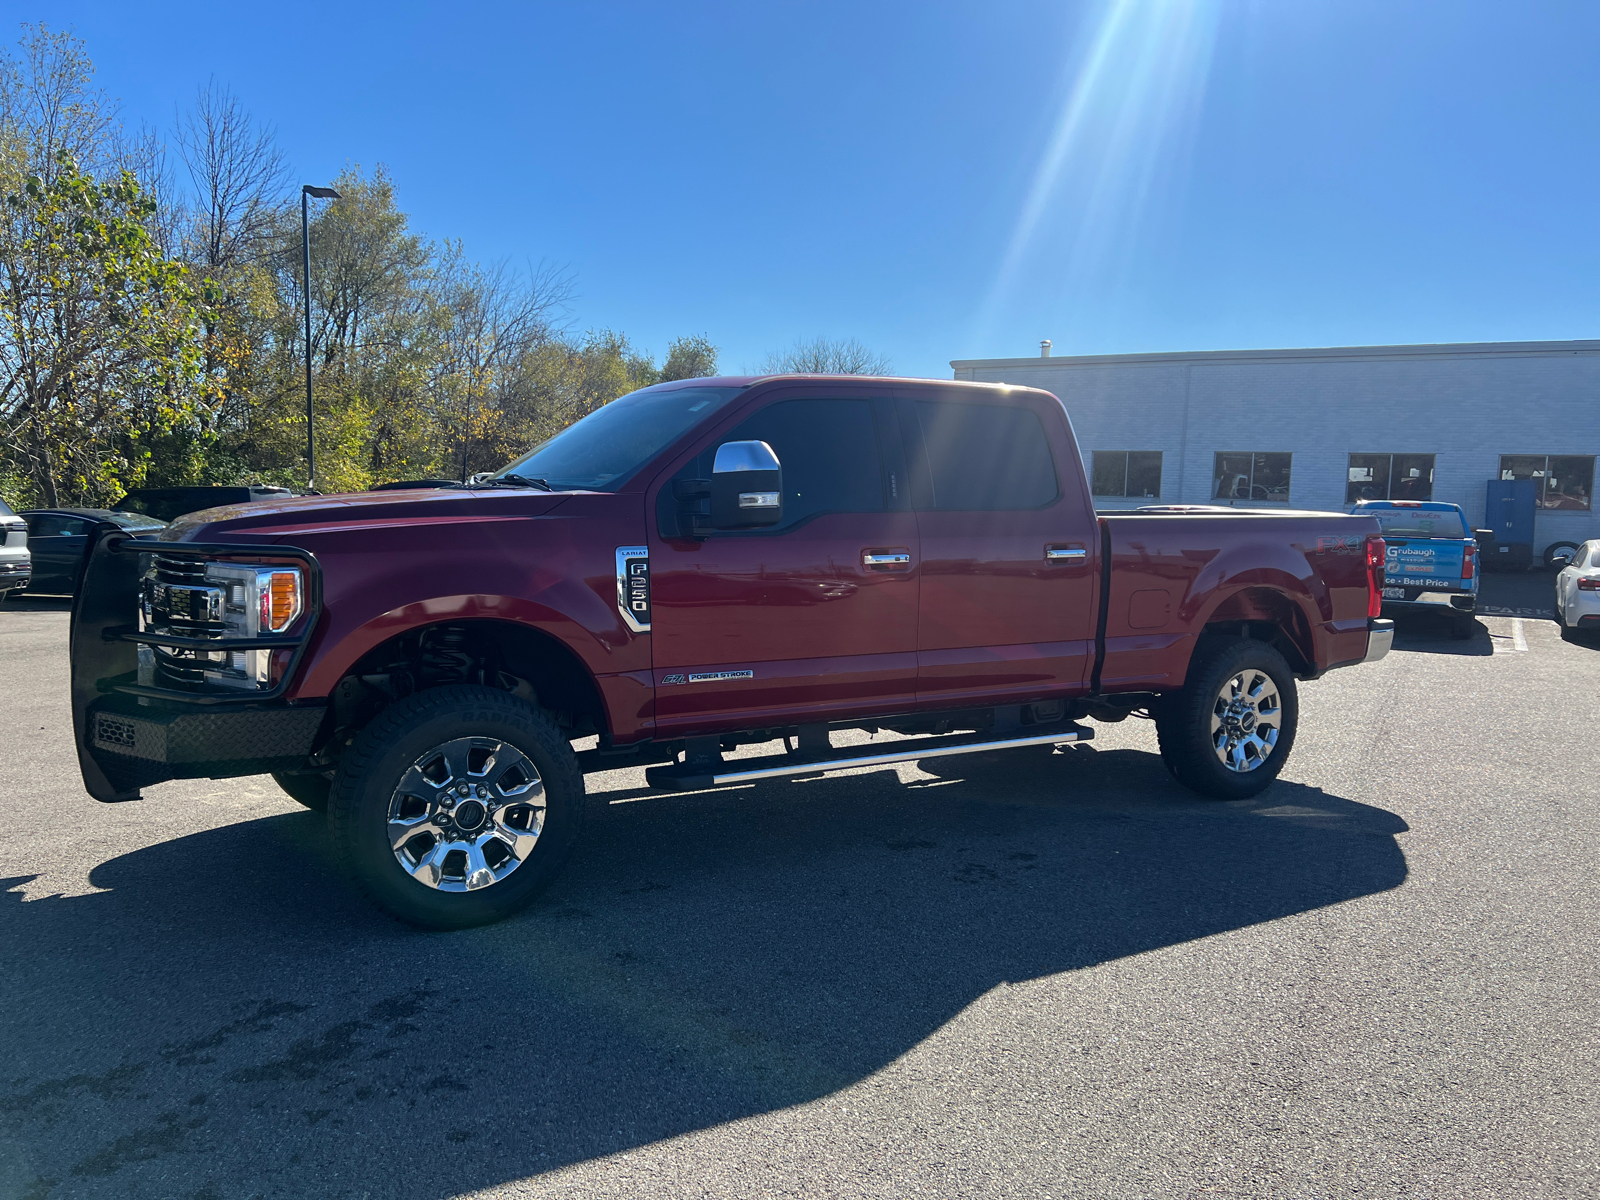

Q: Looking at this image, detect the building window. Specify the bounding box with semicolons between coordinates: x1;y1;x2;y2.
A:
1347;453;1435;503
1090;450;1162;498
1213;452;1291;503
1499;455;1595;511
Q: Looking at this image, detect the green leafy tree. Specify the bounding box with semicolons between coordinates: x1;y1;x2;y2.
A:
0;23;730;505
0;154;218;505
660;333;718;381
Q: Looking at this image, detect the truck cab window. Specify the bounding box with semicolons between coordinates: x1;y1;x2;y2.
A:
663;398;884;535
909;401;1058;510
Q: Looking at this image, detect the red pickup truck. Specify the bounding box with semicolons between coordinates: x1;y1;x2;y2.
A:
71;376;1392;928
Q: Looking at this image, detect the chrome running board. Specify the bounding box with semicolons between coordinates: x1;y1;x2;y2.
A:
645;722;1094;791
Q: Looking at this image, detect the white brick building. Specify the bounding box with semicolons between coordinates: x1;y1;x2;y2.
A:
950;339;1600;557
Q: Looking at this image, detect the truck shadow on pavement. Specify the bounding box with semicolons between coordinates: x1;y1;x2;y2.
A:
1389;611;1495;655
0;746;1408;1199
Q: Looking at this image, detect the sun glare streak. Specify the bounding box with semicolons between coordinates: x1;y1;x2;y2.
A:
974;0;1222;350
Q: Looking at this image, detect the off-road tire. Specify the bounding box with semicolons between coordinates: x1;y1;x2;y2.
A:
1154;637;1299;800
272;770;332;812
328;685;586;930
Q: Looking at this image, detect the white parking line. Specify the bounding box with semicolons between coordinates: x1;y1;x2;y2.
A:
1490;617;1530;655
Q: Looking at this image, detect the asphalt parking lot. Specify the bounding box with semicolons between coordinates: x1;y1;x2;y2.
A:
1;576;1596;1199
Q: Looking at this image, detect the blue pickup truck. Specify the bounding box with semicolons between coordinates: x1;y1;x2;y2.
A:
1351;500;1479;638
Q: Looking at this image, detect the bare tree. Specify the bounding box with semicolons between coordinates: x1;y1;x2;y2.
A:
125;120;185;255
174;79;289;271
0;24;119;185
759;335;890;376
428;250;576;477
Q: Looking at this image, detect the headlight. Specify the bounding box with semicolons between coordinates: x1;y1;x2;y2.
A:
203;564;304;636
201;563;304;688
140;556;307;692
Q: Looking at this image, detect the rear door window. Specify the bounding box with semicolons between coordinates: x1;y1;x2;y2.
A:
907;401;1058;510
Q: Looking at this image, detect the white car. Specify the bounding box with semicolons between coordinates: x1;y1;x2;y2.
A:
0;497;29;596
1554;540;1600;636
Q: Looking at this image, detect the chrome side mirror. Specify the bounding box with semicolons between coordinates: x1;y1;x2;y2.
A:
710;440;782;530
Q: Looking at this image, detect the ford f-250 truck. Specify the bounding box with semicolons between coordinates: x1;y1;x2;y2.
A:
70;376;1394;928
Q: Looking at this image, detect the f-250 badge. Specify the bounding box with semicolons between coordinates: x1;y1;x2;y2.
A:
615;546;651;633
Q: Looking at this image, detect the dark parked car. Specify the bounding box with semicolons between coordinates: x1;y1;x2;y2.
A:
19;508;166;595
0;497;29;596
113;485;293;523
368;479;465;492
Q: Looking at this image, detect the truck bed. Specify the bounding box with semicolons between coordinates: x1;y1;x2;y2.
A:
1098;509;1378;692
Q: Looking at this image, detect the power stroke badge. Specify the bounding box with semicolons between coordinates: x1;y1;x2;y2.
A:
661;670;755;685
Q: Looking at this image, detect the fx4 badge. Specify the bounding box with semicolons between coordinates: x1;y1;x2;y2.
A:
1314;535;1362;555
615;546;650;633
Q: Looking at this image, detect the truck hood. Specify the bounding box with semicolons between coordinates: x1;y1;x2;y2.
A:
160;487;576;543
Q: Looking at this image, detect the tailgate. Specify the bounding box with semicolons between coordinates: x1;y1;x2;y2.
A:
1384;538;1465;588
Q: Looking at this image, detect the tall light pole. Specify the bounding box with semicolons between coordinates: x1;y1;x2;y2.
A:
301;184;340;490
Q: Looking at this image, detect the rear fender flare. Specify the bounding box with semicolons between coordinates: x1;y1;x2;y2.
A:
1181;560;1325;680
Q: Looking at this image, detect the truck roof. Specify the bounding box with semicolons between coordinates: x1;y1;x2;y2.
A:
653;374;1035;393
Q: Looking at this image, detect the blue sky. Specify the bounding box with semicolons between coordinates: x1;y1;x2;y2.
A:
15;0;1600;378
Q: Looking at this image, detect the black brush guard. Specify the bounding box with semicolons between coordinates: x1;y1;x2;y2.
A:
70;528;327;802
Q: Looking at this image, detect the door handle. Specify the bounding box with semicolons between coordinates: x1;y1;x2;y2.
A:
1045;546;1087;563
863;551;912;568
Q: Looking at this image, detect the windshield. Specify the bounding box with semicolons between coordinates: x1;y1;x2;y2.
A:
0;498;12;516
493;385;744;491
107;511;167;532
1367;507;1467;539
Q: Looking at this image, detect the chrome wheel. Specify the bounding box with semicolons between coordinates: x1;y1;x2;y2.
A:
387;737;545;892
1209;669;1281;773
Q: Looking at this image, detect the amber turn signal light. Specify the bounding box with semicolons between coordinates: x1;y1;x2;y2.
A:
258;569;303;633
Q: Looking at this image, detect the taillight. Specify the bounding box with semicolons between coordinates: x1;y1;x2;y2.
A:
1462;544;1477;581
1366;535;1386;618
1579;577;1600;592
